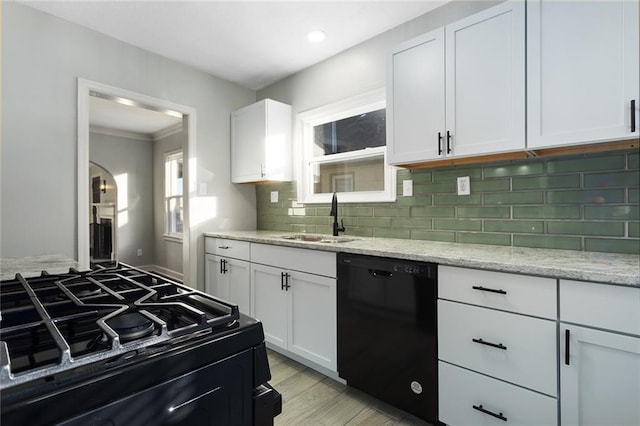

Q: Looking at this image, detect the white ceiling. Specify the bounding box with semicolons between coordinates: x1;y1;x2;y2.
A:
22;0;447;91
23;0;448;134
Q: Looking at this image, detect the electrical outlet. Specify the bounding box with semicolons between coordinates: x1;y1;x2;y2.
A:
137;249;143;256
403;180;413;197
270;191;279;203
457;176;471;195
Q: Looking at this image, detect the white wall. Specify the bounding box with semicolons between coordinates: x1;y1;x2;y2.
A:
90;131;154;266
1;2;257;289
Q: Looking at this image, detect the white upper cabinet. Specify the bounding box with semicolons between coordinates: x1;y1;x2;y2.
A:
527;0;640;148
387;1;525;165
231;99;292;183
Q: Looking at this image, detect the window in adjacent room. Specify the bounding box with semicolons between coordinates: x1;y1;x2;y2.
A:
165;150;183;237
297;88;396;203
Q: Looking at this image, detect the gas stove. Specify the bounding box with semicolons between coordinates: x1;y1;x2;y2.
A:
0;262;281;425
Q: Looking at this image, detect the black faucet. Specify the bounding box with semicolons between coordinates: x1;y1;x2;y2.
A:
330;192;346;236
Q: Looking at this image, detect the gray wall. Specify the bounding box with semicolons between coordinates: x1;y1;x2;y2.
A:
258;1;500;112
153;129;184;274
1;2;257;289
90;131;154;266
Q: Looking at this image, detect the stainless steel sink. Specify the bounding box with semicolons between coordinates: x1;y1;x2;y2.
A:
278;234;359;243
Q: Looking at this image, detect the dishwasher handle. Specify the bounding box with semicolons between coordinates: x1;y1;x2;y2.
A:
368;269;393;278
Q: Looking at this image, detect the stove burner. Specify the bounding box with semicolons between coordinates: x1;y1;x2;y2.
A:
75;287;103;298
108;312;155;342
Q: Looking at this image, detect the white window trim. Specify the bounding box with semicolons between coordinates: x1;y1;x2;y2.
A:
164;150;184;239
295;87;396;204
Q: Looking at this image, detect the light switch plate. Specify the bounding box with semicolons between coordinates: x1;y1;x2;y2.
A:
270;191;279;203
403;180;413;197
457;176;471;195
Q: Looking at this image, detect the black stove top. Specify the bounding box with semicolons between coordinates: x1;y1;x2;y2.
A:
0;263;240;391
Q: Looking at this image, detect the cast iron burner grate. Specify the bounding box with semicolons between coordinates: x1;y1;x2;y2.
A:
0;263;240;391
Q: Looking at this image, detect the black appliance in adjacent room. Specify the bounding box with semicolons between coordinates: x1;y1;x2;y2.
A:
0;263;281;425
337;252;439;424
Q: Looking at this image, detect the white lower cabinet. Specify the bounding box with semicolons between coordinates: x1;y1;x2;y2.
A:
204;255;251;315
559;280;640;426
439;362;557;426
250;245;337;372
438;266;558;426
204;238;251;315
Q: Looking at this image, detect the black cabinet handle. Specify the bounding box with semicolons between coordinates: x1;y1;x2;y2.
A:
218;246;230;250
220;259;223;274
472;338;507;350
472;285;507;295
565;329;570;365
222;259;228;274
281;272;291;291
473;404;507;422
438;132;443;155
446;130;452;154
631;100;636;133
284;273;291;291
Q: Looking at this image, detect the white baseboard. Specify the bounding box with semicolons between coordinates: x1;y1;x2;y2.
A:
137;264;183;282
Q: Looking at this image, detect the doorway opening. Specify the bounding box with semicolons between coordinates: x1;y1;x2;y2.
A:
89;162;117;264
78;79;197;284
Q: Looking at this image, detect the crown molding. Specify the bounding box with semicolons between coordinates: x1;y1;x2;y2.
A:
90;125;152;141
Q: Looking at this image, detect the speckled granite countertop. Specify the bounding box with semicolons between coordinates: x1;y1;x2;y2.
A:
1;255;80;281
204;230;640;286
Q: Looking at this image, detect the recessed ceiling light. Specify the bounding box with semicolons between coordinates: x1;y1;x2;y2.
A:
307;30;326;43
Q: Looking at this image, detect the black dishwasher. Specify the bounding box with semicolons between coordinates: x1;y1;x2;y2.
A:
337;253;438;424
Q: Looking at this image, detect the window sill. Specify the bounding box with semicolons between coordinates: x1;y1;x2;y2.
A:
163;234;183;243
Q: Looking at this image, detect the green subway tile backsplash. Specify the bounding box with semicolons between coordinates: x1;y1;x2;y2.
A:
584;171;640;188
547;155;625;174
512;175;580;190
256;150;640;255
513;206;581;219
484;191;544;205
546;189;625;204
547;221;625;237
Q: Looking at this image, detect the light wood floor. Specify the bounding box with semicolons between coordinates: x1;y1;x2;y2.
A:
268;350;432;426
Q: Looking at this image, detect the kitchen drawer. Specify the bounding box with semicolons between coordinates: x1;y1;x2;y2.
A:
251;243;336;278
439;361;557;426
439;265;557;319
204;238;250;260
560;280;640;336
438;300;557;396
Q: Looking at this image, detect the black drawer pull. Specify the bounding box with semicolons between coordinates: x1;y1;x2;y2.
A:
473;404;507;422
565;329;571;365
218;246;230;250
472;285;507;295
472;338;507;350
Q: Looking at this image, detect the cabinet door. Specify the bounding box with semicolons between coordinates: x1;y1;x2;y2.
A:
527;0;640;148
250;263;288;349
288;270;337;371
226;258;250;315
204;254;228;301
387;28;445;165
445;0;525;157
231;101;267;183
561;324;640;426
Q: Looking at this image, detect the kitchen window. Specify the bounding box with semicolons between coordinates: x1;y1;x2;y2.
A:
165;150;183;238
297;88;396;203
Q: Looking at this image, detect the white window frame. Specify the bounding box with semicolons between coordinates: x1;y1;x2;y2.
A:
164;150;183;239
296;88;396;204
